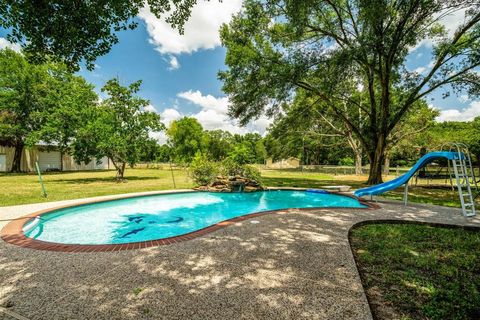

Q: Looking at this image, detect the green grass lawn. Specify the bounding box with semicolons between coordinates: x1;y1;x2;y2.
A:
0;169;192;206
350;223;480;320
0;167;478;207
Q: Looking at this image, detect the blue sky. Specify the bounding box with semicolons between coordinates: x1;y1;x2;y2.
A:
1;1;479;136
78;24;228;115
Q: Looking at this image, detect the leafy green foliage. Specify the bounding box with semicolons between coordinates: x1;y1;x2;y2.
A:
220;0;480;184
338;157;354;166
351;224;480;320
266;91;359;166
189;153;217;186
242;165;261;182
227;143;255;165
71;78;163;180
220;157;244;176
167;117;204;163
165;118;268;165
203;129;234;161
0;48;97;172
0;49;47;154
0;0;204;70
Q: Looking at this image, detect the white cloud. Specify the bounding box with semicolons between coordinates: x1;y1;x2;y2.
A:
0;38;21;52
435;101;480;122
459;95;471;103
414;66;427;74
176;90;272;135
177;90;229;115
160;108;183;127
149;131;168;144
139;0;242;55
168;56;180;70
144;104;157;113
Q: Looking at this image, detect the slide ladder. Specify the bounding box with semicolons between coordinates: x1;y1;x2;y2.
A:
446;143;477;217
354;143;478;217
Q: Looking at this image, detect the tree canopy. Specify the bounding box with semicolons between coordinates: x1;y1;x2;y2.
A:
167;117;205;163
0;0;207;70
166;117;268;164
0;48;97;172
220;0;480;184
71;79;163;180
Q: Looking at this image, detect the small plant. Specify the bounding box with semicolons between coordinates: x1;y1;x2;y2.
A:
338;157;354;166
221;157;244;176
243;165;261;182
189;153;217;186
132;287;143;296
227;143;254;165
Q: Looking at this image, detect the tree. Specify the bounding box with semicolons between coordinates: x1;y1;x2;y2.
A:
71;79;163;180
228;142;255;165
203;129;234;161
0;49;47;172
138;139;162;162
0;1;209;70
0;48;97;172
383;100;439;173
220;0;480;184
469;117;480;171
167;117;204;163
156;144;173;163
269;90;365;173
232;133;268;164
264;134;283;162
34;64;99;154
424;118;480;171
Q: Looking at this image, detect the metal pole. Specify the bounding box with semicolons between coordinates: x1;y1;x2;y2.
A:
169;161;176;189
35;162;47;198
403;182;408;206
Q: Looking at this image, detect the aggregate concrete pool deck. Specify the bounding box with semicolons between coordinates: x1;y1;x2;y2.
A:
0;191;479;320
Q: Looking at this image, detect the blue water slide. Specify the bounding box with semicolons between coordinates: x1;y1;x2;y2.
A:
354;151;463;197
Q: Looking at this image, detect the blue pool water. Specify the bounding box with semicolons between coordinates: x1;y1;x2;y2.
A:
24;190;366;245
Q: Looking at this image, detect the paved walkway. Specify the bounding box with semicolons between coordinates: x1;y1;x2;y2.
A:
0;193;479;320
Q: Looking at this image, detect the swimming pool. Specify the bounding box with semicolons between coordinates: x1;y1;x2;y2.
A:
23;190;367;245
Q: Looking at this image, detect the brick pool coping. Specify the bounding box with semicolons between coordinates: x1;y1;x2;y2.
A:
1;188;378;253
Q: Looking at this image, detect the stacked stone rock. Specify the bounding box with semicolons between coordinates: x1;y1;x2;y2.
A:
194;175;264;192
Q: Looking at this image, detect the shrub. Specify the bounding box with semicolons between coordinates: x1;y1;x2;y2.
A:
189;153;217;186
221;157;244;176
243;165;262;182
227;143;254;165
338;157;354;166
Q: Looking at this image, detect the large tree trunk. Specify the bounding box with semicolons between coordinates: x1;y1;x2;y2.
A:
383;151;390;176
110;158;126;181
116;162;126;181
367;137;386;185
345;130;363;175
354;149;363;175
10;141;24;173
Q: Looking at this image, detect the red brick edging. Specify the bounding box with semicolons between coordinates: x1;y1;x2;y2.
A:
1;189;378;253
